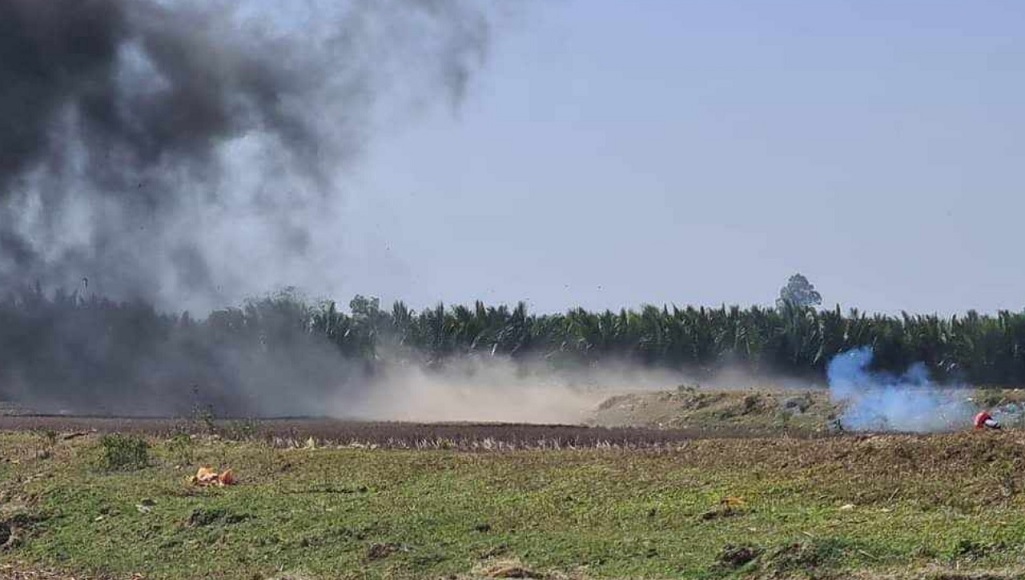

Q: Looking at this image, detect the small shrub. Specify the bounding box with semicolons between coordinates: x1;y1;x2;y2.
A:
223;419;260;441
166;433;194;466
193;404;217;435
99;434;150;471
977;390;1004;409
742;394;761;414
33;429;58;460
186;507;249;527
41;429;58;448
948;538;998;561
775;410;792;430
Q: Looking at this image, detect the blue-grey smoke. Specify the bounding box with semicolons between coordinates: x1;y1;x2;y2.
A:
827;347;975;432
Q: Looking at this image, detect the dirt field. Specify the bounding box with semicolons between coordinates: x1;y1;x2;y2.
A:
0;384;845;445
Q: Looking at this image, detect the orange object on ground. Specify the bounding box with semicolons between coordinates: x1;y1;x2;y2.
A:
190;466;237;486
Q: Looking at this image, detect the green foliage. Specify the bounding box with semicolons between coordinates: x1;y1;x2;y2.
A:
8;286;1025;388
777;272;823;309
99;434;149;471
165;433;193;466
306;295;1025;385
190;398;217;435
222;419;260;441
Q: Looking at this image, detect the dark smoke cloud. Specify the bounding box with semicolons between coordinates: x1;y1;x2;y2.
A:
0;0;503;416
0;0;492;309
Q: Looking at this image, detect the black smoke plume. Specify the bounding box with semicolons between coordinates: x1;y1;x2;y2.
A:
0;0;496;415
0;0;491;307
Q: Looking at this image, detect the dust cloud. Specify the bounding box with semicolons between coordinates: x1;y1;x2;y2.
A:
340;358;817;424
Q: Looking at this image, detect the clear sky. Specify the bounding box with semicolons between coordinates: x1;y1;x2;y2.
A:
333;0;1025;316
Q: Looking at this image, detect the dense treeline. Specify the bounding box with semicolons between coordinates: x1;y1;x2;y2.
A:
330;295;1025;384
3;286;1025;402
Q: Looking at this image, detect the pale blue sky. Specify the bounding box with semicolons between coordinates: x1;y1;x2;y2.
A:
337;0;1025;315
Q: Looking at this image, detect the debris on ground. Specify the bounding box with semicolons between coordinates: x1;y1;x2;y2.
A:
135;499;155;514
479;563;543;579
0;521;13;550
716;544;762;569
721;496;746;508
366;542;404;561
974;411;1001;430
0;562;140;579
189;466;236;486
700;497;748;521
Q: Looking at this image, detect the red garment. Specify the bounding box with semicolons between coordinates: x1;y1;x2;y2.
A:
974;411;993;429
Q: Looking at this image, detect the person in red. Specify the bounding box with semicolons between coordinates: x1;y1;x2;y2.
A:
974;411;1001;430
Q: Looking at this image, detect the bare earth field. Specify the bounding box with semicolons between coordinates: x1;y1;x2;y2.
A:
0;389;1022;579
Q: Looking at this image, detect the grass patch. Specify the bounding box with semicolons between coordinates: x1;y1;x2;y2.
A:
165;433;194;467
98;433;150;471
1;432;1025;578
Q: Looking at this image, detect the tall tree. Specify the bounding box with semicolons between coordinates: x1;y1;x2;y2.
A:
777;273;823;309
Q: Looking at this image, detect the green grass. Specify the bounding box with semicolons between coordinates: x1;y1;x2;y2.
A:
2;431;1025;579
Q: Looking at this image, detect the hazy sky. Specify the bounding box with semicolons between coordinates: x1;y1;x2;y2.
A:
334;0;1024;315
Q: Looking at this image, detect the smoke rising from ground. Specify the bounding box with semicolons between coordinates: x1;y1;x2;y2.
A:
827;347;975;432
0;0;493;311
0;0;517;419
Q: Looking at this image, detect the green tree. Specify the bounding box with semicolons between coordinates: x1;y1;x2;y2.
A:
777;273;823;309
